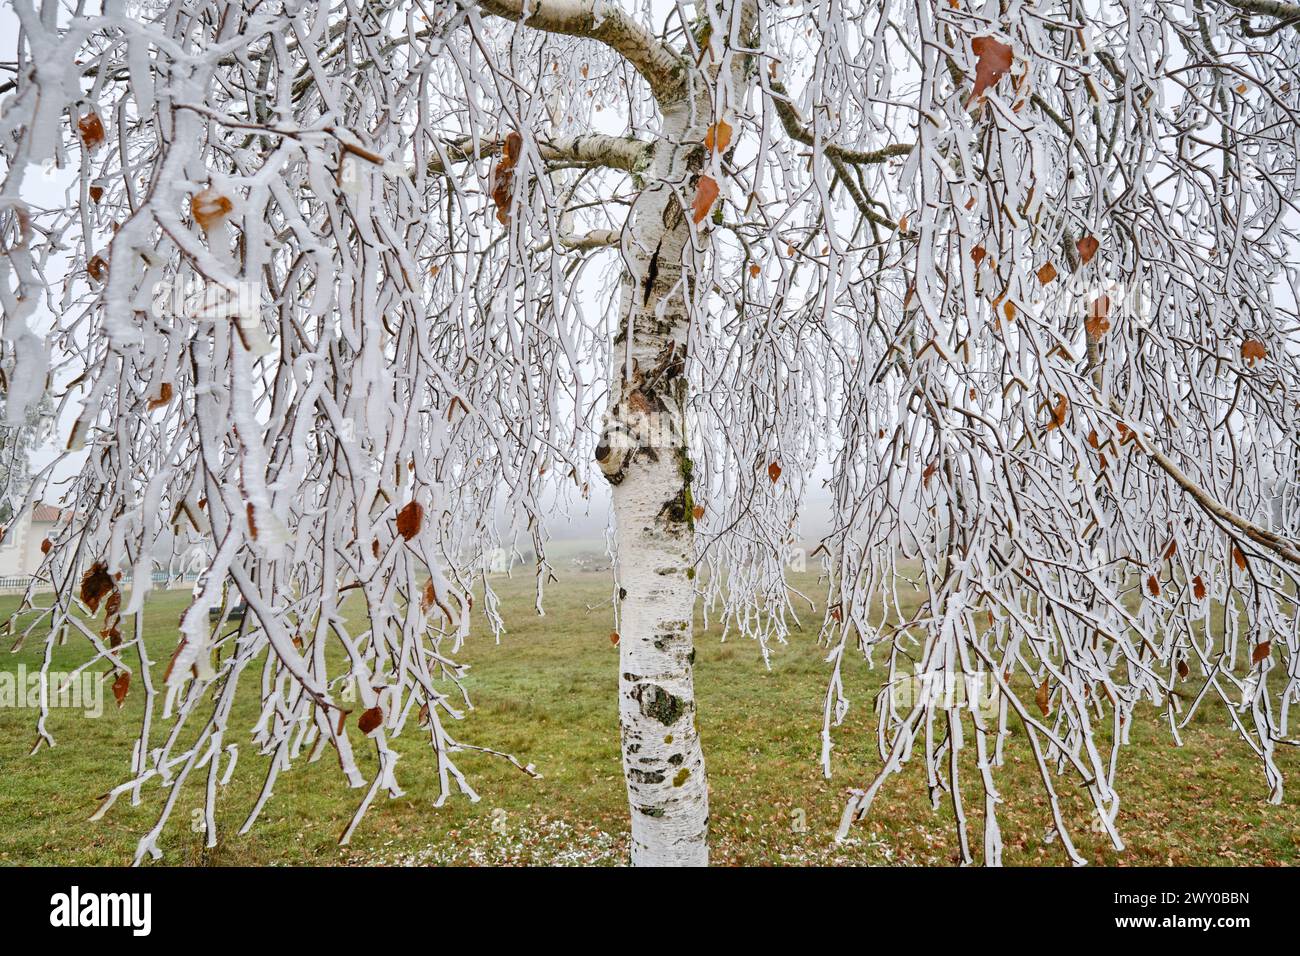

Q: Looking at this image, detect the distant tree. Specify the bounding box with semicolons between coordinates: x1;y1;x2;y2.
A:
1;0;1298;866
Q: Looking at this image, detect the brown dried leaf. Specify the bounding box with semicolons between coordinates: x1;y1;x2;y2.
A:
40;537;52;555
87;255;108;282
1035;679;1051;716
1232;546;1248;572
609;631;620;646
970;36;1013;99
1085;295;1111;339
395;501;424;540
80;561;115;614
191;188;233;231
1045;392;1068;431
692;175;719;225
147;382;173;411
1146;574;1160;598
1176;659;1189;679
1241;339;1267;367
767;461;782;483
501;130;523;166
491;132;524;225
77;110;105;149
1193;575;1207;600
358;706;383;735
1076;235;1099;265
692;505;705;521
1253;641;1272;664
112;671;130;708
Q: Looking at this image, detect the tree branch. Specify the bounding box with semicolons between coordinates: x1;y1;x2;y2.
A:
474;0;686;102
768;80;914;166
1215;0;1300;32
427;132;652;175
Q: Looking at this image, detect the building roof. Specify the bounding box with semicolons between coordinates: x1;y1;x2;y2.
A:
31;505;63;523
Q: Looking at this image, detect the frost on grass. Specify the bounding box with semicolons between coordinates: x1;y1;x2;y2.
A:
360;817;626;867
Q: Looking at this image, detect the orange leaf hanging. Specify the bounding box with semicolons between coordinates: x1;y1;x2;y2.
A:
692;175;719;225
704;120;733;154
192;188;233;232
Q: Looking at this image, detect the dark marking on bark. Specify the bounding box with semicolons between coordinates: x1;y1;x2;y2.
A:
658;446;696;527
668;753;684;766
637;805;666;818
619;587;627;600
631;683;686;726
629;767;665;784
642;239;662;305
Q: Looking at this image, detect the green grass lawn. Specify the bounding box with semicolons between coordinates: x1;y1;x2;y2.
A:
1;570;1296;866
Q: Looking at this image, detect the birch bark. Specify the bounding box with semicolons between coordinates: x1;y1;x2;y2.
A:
597;94;709;866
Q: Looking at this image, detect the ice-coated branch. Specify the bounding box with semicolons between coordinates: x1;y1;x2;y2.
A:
4;0;1300;869
1217;0;1300;32
428;131;653;175
767;79;915;167
473;0;687;101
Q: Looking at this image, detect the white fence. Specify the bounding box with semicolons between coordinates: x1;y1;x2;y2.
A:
0;572;199;597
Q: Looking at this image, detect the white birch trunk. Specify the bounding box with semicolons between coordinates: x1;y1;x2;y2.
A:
598;98;710;866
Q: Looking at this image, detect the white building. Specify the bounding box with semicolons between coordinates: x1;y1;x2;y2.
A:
0;504;62;583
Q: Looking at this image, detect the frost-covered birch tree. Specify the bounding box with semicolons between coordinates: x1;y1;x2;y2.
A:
2;0;1299;867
